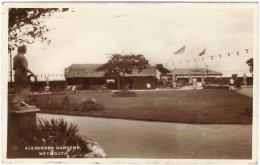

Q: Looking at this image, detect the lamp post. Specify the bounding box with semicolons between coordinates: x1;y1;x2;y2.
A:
205;65;208;85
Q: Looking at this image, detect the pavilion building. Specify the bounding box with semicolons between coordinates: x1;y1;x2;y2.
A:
64;64;158;90
169;68;223;83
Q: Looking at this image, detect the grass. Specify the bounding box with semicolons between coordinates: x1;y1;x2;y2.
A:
30;89;252;124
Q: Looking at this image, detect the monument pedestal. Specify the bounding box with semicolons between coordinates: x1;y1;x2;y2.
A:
7;107;40;158
8;106;40;131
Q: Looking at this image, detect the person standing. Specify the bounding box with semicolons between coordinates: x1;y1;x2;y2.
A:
235;78;241;91
229;78;235;90
10;45;37;109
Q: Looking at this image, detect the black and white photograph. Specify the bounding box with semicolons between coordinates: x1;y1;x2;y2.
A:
1;2;258;164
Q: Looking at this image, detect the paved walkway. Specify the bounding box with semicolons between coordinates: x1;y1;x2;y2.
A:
37;114;252;159
237;87;253;98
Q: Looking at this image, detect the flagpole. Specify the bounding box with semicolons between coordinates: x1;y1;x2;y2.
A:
185;50;187;77
174;46;186;78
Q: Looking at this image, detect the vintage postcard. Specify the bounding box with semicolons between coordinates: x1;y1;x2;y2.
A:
1;2;258;164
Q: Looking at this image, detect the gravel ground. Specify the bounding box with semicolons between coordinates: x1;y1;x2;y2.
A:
37;113;252;159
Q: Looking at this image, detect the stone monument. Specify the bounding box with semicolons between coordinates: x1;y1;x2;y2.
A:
44;77;50;93
8;45;40;157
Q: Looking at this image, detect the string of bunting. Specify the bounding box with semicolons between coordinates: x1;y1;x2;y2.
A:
35;74;64;77
172;48;253;66
10;73;65;77
34;71;98;77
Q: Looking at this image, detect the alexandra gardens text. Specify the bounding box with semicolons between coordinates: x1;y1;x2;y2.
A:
24;146;81;150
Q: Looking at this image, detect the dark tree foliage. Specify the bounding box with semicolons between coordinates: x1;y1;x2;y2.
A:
154;64;171;75
8;8;69;53
96;54;149;76
96;54;149;89
246;58;253;75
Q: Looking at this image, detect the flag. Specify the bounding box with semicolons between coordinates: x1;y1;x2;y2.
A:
198;48;206;56
174;46;185;55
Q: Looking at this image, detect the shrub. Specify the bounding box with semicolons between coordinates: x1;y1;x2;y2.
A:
204;85;229;90
241;107;252;117
70;98;105;111
112;90;137;97
17;118;106;158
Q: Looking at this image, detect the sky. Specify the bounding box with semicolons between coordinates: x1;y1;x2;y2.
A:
7;3;257;80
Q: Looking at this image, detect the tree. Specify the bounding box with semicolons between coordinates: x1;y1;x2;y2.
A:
246;58;253;76
154;64;171;75
8;8;69;52
8;8;69;82
95;54;149;89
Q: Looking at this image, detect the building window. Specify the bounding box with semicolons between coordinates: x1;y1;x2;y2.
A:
106;79;115;83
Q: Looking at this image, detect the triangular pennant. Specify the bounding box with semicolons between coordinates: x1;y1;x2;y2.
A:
198;48;206;56
174;46;185;55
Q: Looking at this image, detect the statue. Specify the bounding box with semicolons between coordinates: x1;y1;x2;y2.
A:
10;45;37;109
44;77;50;93
46;77;49;87
243;72;247;86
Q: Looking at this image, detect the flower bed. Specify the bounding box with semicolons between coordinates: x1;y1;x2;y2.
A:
25;95;105;111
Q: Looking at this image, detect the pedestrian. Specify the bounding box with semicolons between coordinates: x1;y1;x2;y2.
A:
229;78;235;90
235;78;241;91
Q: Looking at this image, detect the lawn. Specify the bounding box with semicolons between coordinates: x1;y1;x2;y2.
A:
31;89;252;124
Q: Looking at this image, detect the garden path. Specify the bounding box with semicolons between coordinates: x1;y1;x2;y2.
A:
37;113;252;159
237;87;253;98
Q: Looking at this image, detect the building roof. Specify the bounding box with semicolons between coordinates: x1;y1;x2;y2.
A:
65;64;104;78
65;64;156;78
170;68;223;76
